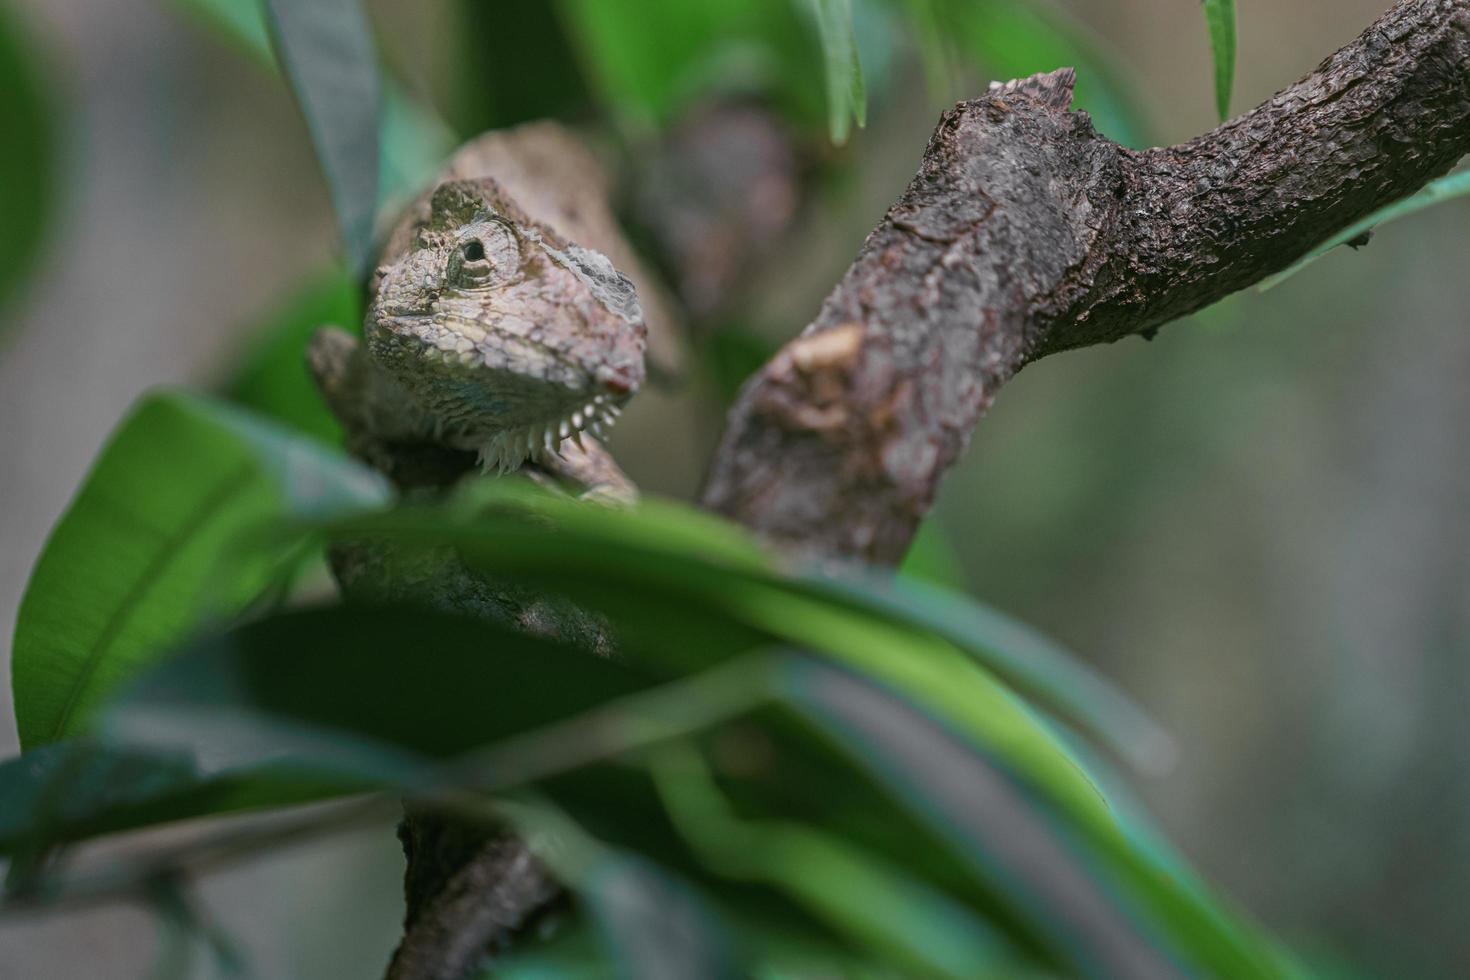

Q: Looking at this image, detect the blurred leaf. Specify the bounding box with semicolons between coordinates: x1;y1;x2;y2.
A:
897;0;959;105
145;878;248;980
934;0;1150;148
1201;0;1235;120
807;0;867;144
262;0;381;279
331;484;1165;778
702;326;778;407
582;855;740;980
557;0;828;134
222;267;357;443
0;2;58;324
99;596;1280;978
60;555;1290;980
11;391;388;750
505;799;742;980
165;0;274;62
896;518;968;591
777;657;1282;979
106;606;654;775
167;0;453;209
1261;167;1470;290
0;743;370;865
378;85;457;211
452;0;594;133
802;572;1176;776
650;744;1020;979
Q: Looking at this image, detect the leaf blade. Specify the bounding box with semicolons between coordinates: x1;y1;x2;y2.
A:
808;0;866;144
262;0;382;278
11;391;387;749
1261;166;1470;290
0;2;59;324
1202;0;1236;121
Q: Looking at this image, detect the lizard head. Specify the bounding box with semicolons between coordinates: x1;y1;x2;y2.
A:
367;178;647;471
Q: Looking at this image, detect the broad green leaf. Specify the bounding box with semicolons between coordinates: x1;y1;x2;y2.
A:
222;267;358;443
263;0;381;279
328;484;1164;781
0;2;58;324
11;391;388;749
91;601;1285;979
807;0;867;144
1201;0;1235;120
106;606;653;774
1261;167;1470;291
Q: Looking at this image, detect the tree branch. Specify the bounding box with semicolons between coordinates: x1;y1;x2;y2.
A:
701;0;1470;564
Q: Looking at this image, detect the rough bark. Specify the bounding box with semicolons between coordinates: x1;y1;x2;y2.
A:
701;0;1470;564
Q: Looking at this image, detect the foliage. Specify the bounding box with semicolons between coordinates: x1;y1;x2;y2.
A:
261;0;381;278
10;391;387;750
0;2;57;329
1201;0;1236;120
3;395;1297;975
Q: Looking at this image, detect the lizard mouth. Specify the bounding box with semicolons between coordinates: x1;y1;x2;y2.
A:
476;391;624;474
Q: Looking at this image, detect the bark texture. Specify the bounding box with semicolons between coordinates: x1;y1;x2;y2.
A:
702;0;1470;564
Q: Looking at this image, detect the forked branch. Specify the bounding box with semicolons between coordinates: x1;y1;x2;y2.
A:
702;0;1470;564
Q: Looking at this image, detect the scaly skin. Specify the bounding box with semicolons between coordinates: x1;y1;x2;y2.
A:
367;178;646;471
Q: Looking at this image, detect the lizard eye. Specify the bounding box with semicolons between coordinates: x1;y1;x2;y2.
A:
450;222;517;288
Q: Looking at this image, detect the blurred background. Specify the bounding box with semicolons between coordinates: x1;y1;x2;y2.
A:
1;0;1466;976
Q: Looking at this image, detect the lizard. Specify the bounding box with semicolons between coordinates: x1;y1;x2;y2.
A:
313;174;648;478
306;125;668;980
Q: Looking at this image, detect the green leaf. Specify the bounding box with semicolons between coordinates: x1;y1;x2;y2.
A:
807;0;866;144
1260;167;1470;291
164;0;452;209
896;517;969;591
11;391;388;749
648;744;1022;980
328;485;1166;778
88;598;1286;978
0;741;370;859
164;0;274;62
800;572;1177;775
556;0;829;135
0;2;58;324
222;267;358;443
504;801;742;980
1201;0;1235;120
107;606;654;775
930;0;1150;148
262;0;381;279
777;658;1283;979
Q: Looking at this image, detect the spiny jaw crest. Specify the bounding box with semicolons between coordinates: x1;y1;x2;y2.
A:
475;395;627;474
